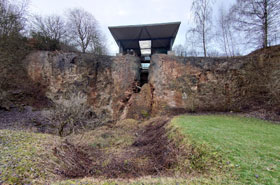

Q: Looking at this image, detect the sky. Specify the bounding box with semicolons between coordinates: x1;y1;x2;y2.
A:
28;0;236;55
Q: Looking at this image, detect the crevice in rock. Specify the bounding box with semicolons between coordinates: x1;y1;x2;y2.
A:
140;69;149;87
119;57;155;120
149;83;155;115
132;80;141;94
140;57;150;87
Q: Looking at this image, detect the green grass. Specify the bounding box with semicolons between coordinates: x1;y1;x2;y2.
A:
0;130;59;184
172;115;280;185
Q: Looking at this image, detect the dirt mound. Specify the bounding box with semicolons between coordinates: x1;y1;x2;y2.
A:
53;117;184;179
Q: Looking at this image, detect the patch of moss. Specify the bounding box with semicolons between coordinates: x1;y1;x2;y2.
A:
140;110;149;118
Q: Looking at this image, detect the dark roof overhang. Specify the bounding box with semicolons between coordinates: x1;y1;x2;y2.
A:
109;22;181;56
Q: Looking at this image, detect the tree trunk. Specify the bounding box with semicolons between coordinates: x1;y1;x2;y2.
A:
82;43;86;53
263;0;268;48
203;25;207;57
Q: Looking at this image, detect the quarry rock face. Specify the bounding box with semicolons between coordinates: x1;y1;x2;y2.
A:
24;51;141;122
122;83;153;120
22;50;280;121
111;55;141;120
149;54;280;114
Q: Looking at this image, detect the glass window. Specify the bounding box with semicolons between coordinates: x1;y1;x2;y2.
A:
144;56;150;61
141;63;150;69
141;49;151;55
139;40;151;48
139;40;151;55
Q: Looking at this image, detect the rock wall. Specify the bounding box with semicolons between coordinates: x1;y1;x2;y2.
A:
24;51;141;122
21;50;280;122
122;83;153;120
148;53;280;115
110;55;141;120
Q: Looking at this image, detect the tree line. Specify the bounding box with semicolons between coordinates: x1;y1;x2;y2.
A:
1;0;279;57
0;0;107;55
174;0;280;57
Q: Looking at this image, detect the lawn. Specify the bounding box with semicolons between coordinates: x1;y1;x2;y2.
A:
172;115;280;185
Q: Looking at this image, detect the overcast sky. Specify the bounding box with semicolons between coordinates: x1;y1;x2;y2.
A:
28;0;236;55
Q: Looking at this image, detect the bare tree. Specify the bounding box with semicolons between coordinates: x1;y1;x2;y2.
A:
0;0;31;109
173;44;186;57
216;5;239;57
0;0;29;58
185;29;199;56
190;0;215;57
66;8;101;53
31;15;67;42
0;0;28;37
232;0;280;48
89;31;108;55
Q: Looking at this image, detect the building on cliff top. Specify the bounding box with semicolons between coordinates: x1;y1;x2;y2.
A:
109;22;180;86
109;22;181;58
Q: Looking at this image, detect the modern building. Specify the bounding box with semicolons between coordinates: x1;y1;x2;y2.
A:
109;22;181;57
109;22;181;86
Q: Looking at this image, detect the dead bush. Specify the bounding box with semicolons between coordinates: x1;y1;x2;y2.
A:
46;91;96;137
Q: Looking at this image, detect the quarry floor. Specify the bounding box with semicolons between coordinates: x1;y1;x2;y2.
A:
0;107;280;184
0;106;279;133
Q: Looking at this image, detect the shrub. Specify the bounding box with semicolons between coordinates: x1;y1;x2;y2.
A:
29;32;61;51
46;91;95;137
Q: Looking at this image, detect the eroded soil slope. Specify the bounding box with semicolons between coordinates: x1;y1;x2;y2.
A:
53;117;184;179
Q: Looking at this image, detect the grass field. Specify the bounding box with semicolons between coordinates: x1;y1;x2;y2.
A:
172;115;280;185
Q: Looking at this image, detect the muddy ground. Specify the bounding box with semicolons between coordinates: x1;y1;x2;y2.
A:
0;106;48;132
